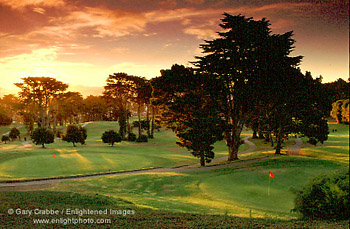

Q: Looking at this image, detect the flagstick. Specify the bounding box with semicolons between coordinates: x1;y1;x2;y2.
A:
268;176;271;196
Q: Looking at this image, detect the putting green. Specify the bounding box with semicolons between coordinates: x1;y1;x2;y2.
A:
52;156;344;219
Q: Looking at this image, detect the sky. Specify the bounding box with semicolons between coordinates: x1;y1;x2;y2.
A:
0;0;348;97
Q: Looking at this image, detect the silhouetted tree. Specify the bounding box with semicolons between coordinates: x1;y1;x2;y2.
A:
9;127;20;141
31;127;55;148
102;130;122;146
62;125;87;147
15;77;68;128
324;78;350;102
153;64;223;166
103;73;137;139
83;95;108;121
194;13;302;160
1;135;10;144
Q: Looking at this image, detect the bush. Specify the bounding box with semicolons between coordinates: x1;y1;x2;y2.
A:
102;130;122;147
127;133;136;141
62;125;87;147
31;127;55;148
136;134;148;142
293;169;349;220
1;135;10;144
9;127;20;141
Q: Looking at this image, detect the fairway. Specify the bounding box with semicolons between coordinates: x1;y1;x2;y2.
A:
0;121;348;220
41;122;348;219
0;121;248;180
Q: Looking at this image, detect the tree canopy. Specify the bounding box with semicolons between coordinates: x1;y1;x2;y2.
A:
31;127;55;148
194;13;303;160
9;127;20;141
101;130;122;147
62;125;87;147
152;64;223;166
14;77;68;128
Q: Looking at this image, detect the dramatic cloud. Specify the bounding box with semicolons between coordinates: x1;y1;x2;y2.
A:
0;0;65;9
0;0;348;94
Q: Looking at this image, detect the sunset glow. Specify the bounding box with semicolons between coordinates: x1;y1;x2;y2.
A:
0;0;348;96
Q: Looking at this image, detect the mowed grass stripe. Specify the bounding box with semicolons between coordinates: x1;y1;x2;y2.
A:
0;121;241;180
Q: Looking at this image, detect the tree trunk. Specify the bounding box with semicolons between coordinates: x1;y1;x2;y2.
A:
275;138;282;155
146;104;150;137
275;129;282;155
225;118;244;161
73;142;76;147
42;143;45;148
150;105;155;138
138;103;141;138
39;106;45;127
53;113;57;134
200;151;205;166
226;130;241;161
270;132;274;147
252;129;258;139
258;131;264;139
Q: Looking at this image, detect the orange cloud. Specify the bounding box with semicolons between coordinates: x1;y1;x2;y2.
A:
0;0;65;9
160;0;177;8
185;0;205;5
183;27;217;40
21;6;147;40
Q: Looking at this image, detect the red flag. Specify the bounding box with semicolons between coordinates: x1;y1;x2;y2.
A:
269;171;274;178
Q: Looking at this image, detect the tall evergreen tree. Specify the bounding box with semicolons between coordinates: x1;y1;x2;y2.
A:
103;73;137;139
153;64;223;166
194;13;302;160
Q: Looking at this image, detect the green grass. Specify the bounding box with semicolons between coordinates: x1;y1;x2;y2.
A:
0;191;348;228
300;122;349;164
0;121;348;226
50;156;345;219
0;121;248;180
0;123;27;137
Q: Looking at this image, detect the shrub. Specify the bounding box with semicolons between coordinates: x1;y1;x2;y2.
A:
102;130;122;147
136;134;148;142
293;169;349;220
9;127;20;141
127;133;136;141
62;125;87;147
1;135;10;144
31;127;55;148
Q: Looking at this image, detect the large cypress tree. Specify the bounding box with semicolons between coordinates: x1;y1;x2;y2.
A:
152;64;223;166
194;13;304;160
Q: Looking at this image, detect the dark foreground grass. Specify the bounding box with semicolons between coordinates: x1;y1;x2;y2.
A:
0;191;348;228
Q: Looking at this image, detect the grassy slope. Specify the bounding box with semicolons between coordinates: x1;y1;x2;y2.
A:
0;191;348;228
47;123;349;219
51;156;344;219
0;121;248;180
300;122;349;164
0;122;348;227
